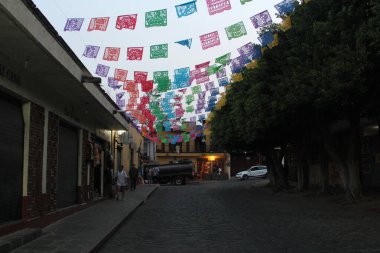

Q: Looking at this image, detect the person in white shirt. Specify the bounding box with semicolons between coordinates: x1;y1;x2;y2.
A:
115;166;127;200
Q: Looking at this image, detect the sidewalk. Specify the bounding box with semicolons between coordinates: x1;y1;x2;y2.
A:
11;184;159;253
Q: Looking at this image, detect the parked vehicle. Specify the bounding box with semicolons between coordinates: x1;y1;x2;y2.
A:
235;165;267;180
153;160;195;185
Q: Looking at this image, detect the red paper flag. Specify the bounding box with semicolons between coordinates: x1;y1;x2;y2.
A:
123;80;137;91
129;90;139;98
141;80;153;92
127;47;144;60
134;71;148;83
103;47;120;61
195;61;210;69
114;69;128;82
88;17;110;31
116;14;137;30
200;31;220;50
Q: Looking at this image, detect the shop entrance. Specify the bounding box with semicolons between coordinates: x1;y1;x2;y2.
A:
0;93;23;224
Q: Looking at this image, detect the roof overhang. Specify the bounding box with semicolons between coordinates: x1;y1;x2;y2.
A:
0;0;129;131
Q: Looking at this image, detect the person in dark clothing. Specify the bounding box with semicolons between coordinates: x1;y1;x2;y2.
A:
129;164;139;191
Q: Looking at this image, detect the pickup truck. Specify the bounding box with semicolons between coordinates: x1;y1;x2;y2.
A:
152;161;195;185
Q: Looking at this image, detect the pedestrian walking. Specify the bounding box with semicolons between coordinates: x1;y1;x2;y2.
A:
129;164;139;191
115;165;127;200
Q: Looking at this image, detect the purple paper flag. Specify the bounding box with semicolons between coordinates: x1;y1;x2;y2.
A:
95;64;110;77
64;18;84;31
83;45;100;58
250;10;272;29
216;68;226;79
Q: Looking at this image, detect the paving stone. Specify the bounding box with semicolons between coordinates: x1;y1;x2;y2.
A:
99;180;380;253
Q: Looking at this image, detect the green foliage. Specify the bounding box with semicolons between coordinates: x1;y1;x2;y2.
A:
211;0;380;151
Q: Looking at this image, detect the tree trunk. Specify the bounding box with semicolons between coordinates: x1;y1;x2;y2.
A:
293;144;309;191
323;115;362;202
269;148;286;191
346;115;362;201
320;147;329;193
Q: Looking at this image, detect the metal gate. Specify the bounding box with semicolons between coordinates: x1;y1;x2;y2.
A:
57;122;78;208
0;93;23;224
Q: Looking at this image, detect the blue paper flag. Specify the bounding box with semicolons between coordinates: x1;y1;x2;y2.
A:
274;0;296;15
218;77;229;86
175;38;193;49
173;67;190;89
259;32;274;46
175;1;197;18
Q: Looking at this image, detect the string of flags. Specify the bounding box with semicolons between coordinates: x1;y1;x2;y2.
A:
63;0;299;142
64;0;297;32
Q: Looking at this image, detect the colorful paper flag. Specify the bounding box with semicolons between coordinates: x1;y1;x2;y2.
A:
206;0;231;15
175;38;193;49
150;44;168;59
88;17;109;31
175;1;197;18
123;80;137;91
134;71;148;83
141;80;153;92
206;65;223;76
259;32;275;46
218;77;229;86
274;0;297;15
127;47;144;61
240;0;253;5
114;68;128;82
215;53;231;65
64;18;84;31
103;47;120;61
216;68;226;79
83;45;100;58
230;56;244;74
186;94;195;104
116;14;138;30
192;85;202;94
173;67;190;89
196;71;210;84
145;9;167;27
195;61;210;69
250;10;272;29
204;81;215;91
225;21;247;40
95;64;110;77
200;31;221;50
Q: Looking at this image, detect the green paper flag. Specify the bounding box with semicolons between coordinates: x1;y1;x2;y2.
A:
206;64;224;76
186;94;194;104
240;0;253;4
150;44;168;59
225;21;247;40
215;53;231;65
145;9;167;27
157;81;171;93
154;71;169;83
191;85;202;94
186;105;194;113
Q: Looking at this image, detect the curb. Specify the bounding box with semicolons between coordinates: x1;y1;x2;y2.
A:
89;185;159;253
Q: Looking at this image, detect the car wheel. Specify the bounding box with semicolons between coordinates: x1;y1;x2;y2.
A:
262;173;267;178
243;175;248;180
174;176;184;185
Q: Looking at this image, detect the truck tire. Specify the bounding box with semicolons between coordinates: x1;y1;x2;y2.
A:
174;176;184;185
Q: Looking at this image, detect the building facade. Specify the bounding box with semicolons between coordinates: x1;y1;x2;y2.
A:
0;0;142;235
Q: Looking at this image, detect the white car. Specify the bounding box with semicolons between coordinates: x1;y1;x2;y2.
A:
235;165;267;180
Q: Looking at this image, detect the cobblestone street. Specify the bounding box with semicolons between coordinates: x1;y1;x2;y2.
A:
99;180;380;253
